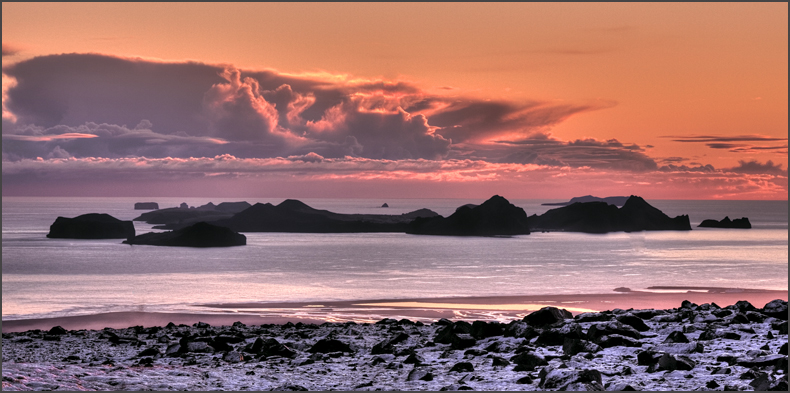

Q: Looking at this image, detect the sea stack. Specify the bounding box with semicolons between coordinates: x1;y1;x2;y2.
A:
47;213;135;239
699;216;751;229
123;222;246;247
134;202;159;210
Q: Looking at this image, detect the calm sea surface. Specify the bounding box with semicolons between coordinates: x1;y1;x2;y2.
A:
2;197;787;320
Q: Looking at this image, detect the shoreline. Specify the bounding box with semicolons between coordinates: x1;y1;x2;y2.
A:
3;288;786;333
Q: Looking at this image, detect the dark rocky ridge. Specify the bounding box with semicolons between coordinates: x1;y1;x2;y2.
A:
123;222;246;247
529;195;691;233
47;213;135;239
406;195;530;236
134;201;252;229
542;195;630;207
134;202;159;210
2;299;787;391
699;216;752;229
212;199;439;233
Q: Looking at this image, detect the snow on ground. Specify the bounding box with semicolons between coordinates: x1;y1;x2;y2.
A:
2;300;787;391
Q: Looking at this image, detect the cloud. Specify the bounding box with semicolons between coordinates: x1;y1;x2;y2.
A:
725;160;787;176
2;53;604;161
492;133;657;171
2;43;20;57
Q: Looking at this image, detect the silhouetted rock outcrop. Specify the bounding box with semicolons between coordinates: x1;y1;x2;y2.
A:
214;200;439;233
406;195;530;236
123;222;246;247
542;195;629;207
134;202;159;210
134;201;252;229
47;213;135;239
699;216;751;229
528;195;690;233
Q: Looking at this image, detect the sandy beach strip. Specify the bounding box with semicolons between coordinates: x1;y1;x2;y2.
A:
3;288;786;333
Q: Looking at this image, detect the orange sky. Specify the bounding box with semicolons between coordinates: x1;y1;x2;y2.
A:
2;3;787;199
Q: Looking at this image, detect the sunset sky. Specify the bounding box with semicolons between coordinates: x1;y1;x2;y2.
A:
2;3;787;200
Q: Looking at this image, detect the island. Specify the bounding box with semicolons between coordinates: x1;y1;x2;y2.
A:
699;216;751;229
406;195;530;236
134;202;159;210
47;213;135;239
528;195;691;233
211;199;439;233
542;195;630;207
123;222;246;247
133;201;252;229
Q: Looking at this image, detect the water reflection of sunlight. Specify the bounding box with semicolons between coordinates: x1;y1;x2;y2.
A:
354;302;597;313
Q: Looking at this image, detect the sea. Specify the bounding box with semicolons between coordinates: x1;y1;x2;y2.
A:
2;197;787;321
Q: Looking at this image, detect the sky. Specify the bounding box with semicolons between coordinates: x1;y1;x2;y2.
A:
2;3;787;200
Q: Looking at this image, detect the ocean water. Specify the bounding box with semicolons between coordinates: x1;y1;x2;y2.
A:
2;197;787;320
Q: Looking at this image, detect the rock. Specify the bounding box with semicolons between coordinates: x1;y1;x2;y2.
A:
372;332;409;354
182;341;213;353
763;299;788;320
516;376;533;384
511;351;548;371
780;343;787;356
617;314;650;332
470;321;504;339
655;342;704;355
504;321;538;339
773;321;788;335
734;300;757;312
536;323;585;346
450;362;474;372
48;326;68;335
123;222;246;247
270;383;308;391
607;383;638;391
563;338;602;355
587;321;641;343
136;347;160;357
664;331;689;343
381;203;389;208
539;368;603;391
598;334;641;348
575;312;612;323
223;351;243;363
492;356;510;367
637;350;661;366
737;354;788;369
541;195;630;207
404;353;426;365
407;195;531;236
451;334;477;350
406;368;434;382
746;311;767;323
698;216;751;229
524;307;572;327
632;309;665;320
706;380;720;389
749;372;771;391
134;202;159;210
47;213;135;239
309;339;352;354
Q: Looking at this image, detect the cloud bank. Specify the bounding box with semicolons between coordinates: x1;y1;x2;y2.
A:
2;53;786;199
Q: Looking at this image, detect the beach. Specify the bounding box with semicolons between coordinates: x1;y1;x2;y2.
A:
3;297;787;391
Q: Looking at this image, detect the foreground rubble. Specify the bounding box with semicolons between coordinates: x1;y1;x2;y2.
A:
2;299;787;391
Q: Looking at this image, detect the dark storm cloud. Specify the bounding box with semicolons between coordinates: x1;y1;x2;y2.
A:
665;134;788;143
493;133;657;171
2;44;20;57
725;160;787;176
3;54;612;162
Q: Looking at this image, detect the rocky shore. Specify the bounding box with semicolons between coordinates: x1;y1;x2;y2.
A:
2;299;787;391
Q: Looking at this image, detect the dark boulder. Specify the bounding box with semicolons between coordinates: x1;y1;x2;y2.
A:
406;368;434;382
535;323;585;346
524;307;572;327
763;299;788;320
617;314;650;332
511;351;548;371
371;333;409;354
598;334;641;348
587;321;641;343
563;338;602;355
123;222;246;247
664;331;689;343
47;213;135;239
134;202;159;210
309;339;352;354
449;362;474;373
407;195;530;236
48;326;68;336
470;321;504;339
698;216;751;229
538;368;603;391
